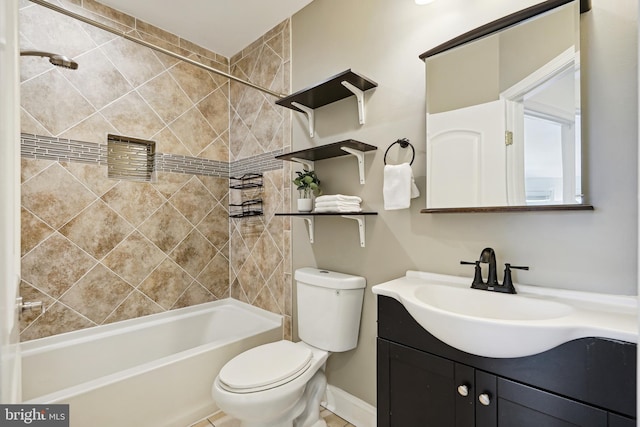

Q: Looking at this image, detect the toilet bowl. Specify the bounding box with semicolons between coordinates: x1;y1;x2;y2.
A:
212;340;329;427
211;268;366;427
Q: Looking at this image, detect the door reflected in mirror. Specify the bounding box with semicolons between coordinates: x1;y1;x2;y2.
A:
423;0;591;211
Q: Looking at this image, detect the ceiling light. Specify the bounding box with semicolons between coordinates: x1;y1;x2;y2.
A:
415;0;435;4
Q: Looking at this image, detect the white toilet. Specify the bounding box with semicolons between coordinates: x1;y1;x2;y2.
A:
212;267;366;427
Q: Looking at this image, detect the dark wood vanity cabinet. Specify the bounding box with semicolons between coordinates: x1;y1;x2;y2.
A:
377;296;636;427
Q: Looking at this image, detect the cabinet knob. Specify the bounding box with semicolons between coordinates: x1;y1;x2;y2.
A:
478;393;491;406
457;385;469;397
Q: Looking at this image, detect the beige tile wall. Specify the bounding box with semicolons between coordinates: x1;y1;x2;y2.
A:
19;0;291;340
229;20;293;337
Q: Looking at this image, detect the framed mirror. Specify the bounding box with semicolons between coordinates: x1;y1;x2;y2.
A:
421;0;593;213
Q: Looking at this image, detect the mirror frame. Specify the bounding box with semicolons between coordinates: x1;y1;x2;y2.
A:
420;0;594;213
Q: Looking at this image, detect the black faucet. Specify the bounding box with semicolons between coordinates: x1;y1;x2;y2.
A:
479;247;498;286
461;248;528;294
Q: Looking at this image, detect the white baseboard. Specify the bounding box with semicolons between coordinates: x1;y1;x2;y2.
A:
321;385;376;427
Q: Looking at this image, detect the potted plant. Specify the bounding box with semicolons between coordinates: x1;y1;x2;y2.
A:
293;169;321;212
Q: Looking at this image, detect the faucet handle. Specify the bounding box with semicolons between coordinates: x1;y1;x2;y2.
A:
461;260;484;286
500;263;529;294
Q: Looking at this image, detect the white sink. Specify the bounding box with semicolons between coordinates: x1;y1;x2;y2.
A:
414;284;574;321
372;271;638;358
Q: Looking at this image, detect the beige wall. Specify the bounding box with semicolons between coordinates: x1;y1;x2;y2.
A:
290;0;637;406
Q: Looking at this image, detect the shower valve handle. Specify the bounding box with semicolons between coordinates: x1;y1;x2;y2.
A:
17;297;45;319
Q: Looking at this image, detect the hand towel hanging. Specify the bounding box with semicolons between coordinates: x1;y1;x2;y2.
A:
383;163;420;210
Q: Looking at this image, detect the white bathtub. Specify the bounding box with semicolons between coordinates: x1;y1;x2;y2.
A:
21;299;283;427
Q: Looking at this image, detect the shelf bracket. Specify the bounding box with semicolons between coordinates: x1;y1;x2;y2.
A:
289;157;315;172
300;215;314;243
340;146;366;184
341;215;366;247
341;81;366;125
291;102;315;138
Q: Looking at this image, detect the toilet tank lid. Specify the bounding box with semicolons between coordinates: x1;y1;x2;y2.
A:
295;267;366;290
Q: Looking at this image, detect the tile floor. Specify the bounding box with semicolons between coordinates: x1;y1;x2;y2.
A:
190;407;356;427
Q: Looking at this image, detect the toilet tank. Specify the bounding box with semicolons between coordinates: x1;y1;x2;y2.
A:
295;267;366;352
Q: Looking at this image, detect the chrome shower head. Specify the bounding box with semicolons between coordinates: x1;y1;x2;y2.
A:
20;50;79;70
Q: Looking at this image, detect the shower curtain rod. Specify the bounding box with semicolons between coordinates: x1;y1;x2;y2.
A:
27;0;287;99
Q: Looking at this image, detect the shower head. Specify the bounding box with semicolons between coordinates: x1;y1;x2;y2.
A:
20;50;79;70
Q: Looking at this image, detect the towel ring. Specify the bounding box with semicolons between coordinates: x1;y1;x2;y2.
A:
384;138;415;165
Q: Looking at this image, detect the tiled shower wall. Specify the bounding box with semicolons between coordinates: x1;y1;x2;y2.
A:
19;0;291;340
228;22;292;338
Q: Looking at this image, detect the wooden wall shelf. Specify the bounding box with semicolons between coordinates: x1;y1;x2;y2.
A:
276;140;377;184
275;69;377;137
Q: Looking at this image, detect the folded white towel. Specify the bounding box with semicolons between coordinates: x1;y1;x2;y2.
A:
383;163;420;210
314;206;363;213
315;201;361;208
315;194;362;204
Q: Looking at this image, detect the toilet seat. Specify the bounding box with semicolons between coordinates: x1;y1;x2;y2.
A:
218;341;313;393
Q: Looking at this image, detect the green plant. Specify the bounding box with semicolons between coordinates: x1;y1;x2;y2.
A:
293;169;322;198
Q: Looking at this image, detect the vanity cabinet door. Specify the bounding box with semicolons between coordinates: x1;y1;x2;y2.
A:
388;342;455;426
496;378;608;427
475;370;497;427
378;339;463;426
454;363;475;427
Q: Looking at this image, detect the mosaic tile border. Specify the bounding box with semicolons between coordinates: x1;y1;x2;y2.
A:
156;153;229;177
20;133;285;177
21;133;107;165
230;149;284;177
